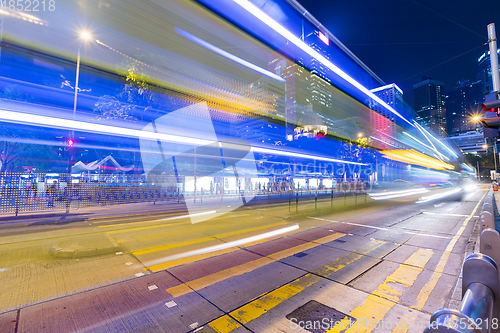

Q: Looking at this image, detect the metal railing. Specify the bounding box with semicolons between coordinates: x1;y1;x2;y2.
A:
424;188;500;332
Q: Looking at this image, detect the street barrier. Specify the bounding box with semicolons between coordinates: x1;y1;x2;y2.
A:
424;187;500;332
0;172;370;215
424;253;500;333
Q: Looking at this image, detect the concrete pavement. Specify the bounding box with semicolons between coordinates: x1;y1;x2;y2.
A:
0;186;487;332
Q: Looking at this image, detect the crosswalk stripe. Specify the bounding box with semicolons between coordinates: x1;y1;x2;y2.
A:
337;249;434;333
167;232;346;297
207;239;386;333
134;222;287;256
391;191;487;332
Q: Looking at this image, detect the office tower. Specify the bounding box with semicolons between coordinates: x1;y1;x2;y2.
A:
477;48;500;95
413;78;446;136
444;80;483;136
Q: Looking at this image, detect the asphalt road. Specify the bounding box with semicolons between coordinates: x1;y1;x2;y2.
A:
0;185;486;332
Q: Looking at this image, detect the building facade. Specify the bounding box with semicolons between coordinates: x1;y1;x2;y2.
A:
477;48;500;95
445;131;487;155
444;80;484;136
413;78;446;136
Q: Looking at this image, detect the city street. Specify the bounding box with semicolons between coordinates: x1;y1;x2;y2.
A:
0;186;486;332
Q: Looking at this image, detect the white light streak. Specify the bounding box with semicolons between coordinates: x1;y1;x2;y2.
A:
0;109;366;165
175;28;285;82
402;132;448;160
369;188;429;200
141;225;299;267
158;210;217;221
233;0;414;127
415;122;458;158
416;188;462;203
413;121;449;161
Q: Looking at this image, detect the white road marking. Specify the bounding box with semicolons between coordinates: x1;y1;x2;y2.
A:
309;217;451;239
422;211;479;217
165;301;177;308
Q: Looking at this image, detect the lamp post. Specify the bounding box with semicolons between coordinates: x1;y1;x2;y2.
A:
482;143;497;182
72;32;90;136
66;31;90;213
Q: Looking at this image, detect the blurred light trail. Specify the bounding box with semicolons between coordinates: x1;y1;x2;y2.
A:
413;121;449;161
402;132;448;160
414;122;458;158
369;188;429;200
175;28;286;82
416;188;462;203
0;9;47;25
233;0;414;127
0;109;366;165
141;224;299;267
157;210;217;222
381;149;454;170
369;136;399;148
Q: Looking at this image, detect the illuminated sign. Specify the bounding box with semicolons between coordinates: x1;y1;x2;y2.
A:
318;31;329;45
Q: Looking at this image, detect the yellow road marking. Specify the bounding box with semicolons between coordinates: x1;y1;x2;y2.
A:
166;232;346;297
148;248;238;272
207;239;385;333
338;249;433;333
133;222;287;256
101;220;190;232
393;191;487;332
413;191;486;311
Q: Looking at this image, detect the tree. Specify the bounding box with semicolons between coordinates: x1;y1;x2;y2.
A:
464;152;496;180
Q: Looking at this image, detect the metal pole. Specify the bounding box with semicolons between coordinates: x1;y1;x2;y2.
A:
67;44;82;213
487;23;500;92
495;141;498;176
72;46;81;135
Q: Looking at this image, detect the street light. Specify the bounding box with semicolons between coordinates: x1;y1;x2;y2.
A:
72;31;90;137
67;31;90;213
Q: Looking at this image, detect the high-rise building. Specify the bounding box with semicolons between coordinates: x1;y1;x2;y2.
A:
413;78;446;136
477;48;500;95
369;84;405;139
267;29;334;141
444;80;483;136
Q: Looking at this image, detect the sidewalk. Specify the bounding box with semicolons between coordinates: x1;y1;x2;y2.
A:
0;190;364;227
0;199;188;226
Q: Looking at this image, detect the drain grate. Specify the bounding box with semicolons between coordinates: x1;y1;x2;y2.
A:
334;239;346;243
286;300;355;333
294;252;308;258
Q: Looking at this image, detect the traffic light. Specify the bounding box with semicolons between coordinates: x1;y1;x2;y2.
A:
67;138;76;148
481;92;500;137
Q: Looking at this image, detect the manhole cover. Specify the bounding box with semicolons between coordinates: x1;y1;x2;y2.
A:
286;300;355;333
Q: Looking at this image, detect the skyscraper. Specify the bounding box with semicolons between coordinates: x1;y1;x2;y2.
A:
444;80;483;136
413;78;446;136
477;48;500;95
369;84;405;138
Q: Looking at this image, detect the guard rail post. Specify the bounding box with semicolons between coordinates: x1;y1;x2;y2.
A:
424;253;500;333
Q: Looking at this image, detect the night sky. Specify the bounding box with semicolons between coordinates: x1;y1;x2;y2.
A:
300;0;500;106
